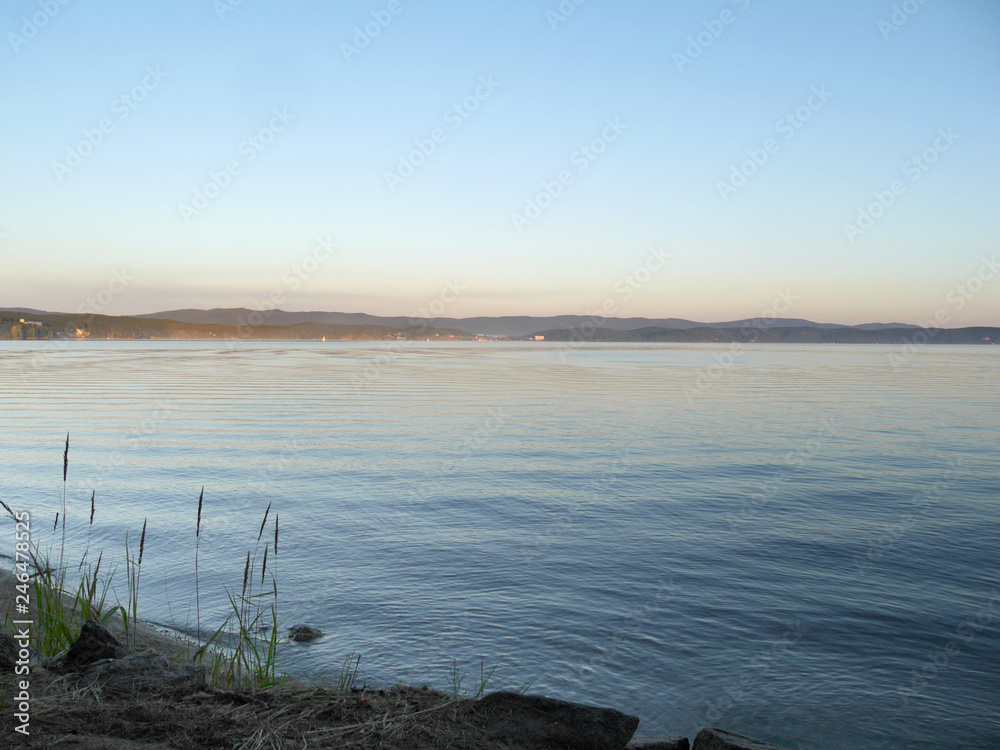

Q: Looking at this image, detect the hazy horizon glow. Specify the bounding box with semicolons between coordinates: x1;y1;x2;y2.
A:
3;0;999;326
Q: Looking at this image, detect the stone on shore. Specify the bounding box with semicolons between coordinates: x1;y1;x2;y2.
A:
628;737;691;750
476;690;640;750
48;620;205;695
692;728;792;750
57;619;127;671
0;627;25;671
84;651;206;695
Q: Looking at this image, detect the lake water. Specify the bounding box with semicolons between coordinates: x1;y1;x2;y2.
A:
1;340;998;748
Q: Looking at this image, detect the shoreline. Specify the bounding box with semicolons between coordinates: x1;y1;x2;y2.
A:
0;567;772;750
0;565;201;666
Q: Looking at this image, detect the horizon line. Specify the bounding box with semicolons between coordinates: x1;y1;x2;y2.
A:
7;304;997;329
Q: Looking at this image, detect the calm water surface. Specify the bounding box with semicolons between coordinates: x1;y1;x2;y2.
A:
1;341;998;748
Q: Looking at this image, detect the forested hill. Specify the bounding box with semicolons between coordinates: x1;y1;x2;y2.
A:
0;311;472;341
525;326;998;345
2;309;995;345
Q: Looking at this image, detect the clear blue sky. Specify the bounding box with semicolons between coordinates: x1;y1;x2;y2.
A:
2;0;999;324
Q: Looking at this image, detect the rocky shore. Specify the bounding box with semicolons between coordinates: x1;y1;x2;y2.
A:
0;569;792;749
1;621;794;750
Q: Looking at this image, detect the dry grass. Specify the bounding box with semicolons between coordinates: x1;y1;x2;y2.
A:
0;670;517;750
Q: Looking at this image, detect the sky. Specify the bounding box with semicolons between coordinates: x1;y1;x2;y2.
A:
2;0;999;325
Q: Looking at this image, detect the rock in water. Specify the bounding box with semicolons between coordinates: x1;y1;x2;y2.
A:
59;620;127;671
288;625;323;642
692;728;793;750
477;690;640;750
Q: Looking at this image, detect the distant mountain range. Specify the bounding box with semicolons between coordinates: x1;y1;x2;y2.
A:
2;307;994;344
0;309;470;342
531;325;998;345
132;307;922;337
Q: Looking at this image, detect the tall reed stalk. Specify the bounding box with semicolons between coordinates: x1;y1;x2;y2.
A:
123;518;147;650
59;433;68;581
2;439;117;655
195;487;203;649
199;504;281;689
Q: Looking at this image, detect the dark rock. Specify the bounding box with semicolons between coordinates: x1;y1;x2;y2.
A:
288;624;323;642
477;690;640;750
59;620;127;671
629;737;691;750
0;627;19;671
692;728;792;750
84;651;206;695
1;626;44;670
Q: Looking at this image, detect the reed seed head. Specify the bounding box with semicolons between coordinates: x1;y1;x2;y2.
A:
89;491;95;526
242;551;251;595
138;518;147;565
274;514;279;556
258;502;272;542
261;544;268;585
53;512;59;532
196;487;204;538
63;433;69;482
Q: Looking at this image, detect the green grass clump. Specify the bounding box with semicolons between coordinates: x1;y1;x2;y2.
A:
197;503;281;689
0;435;285;690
